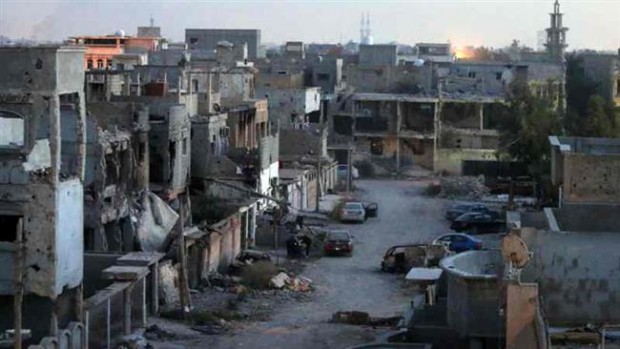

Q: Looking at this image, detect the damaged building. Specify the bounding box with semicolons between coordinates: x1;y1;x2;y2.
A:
0;46;87;345
332;56;564;174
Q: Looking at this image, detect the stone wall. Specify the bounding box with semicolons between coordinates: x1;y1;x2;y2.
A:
562;153;620;203
521;229;620;326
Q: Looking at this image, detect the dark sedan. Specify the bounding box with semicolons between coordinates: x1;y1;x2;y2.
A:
324;230;354;256
450;212;505;233
445;203;498;221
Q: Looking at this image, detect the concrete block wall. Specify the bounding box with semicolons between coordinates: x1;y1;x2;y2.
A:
562;153;620;203
521;229;620;326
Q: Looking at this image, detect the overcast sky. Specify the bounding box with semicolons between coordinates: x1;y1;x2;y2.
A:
0;0;618;51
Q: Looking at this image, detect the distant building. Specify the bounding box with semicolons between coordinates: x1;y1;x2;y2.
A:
414;43;453;64
185;29;262;60
68;29;161;69
359;44;397;66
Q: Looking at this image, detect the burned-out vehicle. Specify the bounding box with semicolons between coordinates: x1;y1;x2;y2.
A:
380;244;450;273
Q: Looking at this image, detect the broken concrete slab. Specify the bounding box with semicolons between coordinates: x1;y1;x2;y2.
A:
136;192;179;252
23;138;51;172
102;265;149;281
269;272;290;289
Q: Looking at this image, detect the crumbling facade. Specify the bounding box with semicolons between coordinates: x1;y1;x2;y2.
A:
0;46;87;343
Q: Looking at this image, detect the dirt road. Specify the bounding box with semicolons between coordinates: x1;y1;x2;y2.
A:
156;179;450;349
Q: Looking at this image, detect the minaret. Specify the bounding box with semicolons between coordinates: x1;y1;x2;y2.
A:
366;12;371;40
360;13;373;45
360;13;365;44
545;0;568;63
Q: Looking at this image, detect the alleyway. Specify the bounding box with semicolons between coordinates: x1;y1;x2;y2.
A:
162;179;449;349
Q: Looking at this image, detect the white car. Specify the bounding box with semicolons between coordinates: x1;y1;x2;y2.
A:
340;202;366;223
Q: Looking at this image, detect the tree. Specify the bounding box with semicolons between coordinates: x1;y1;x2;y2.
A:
565;53;620;138
497;78;562;179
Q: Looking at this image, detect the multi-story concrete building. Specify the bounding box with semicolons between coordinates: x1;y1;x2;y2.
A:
185;29;262;60
0;46;87;343
359;44;398;66
68;28;161;69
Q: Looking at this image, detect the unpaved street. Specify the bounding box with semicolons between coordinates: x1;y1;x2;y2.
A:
159;179;450;349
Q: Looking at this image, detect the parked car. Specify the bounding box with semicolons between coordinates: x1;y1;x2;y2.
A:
432;233;483;253
445;203;499;221
380;244;449;273
324;230;354;256
450;212;505;233
363;202;379;218
340;201;366;223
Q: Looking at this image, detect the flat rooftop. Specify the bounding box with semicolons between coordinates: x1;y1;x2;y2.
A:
549;135;620;155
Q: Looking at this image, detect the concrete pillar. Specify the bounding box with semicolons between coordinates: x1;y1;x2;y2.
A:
136;73;142;96
351;101;357;135
478;103;484;130
433;101;441;170
396;137;401;172
396;101;403;133
177;76;182;100
77;92;87;182
49;95;61;183
123;73;131;96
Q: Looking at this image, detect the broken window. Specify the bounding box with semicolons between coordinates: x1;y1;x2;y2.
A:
317;73;330;82
189;37;198;44
168;141;177;183
0;111;25;148
468;72;476;78
105;154;119;183
87;60;94;69
97;60;104;69
370;139;383;155
0;215;22;242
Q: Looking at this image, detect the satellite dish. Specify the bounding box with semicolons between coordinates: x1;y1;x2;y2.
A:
501;232;531;269
114;29;126;37
413;58;425;67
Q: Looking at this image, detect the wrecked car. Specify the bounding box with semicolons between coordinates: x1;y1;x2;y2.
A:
380;244;449;273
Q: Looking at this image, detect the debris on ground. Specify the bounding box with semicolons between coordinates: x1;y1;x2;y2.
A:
116;333;148;349
331;311;371;325
435;175;490;199
144;324;177;341
269;272;290;289
331;311;403;327
191;319;232;336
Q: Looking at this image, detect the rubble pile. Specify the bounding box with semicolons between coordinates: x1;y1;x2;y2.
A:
438;175;490;199
269;272;313;292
